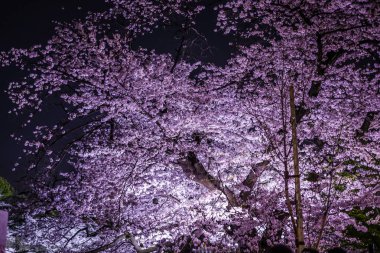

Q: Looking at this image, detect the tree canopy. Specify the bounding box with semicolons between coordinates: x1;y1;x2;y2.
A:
1;0;379;252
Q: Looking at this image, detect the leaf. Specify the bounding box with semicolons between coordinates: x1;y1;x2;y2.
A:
0;177;14;200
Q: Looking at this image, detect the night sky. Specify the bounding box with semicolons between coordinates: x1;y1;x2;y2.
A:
0;1;232;187
0;1;109;185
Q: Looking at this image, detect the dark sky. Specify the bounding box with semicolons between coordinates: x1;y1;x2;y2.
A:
0;1;108;185
0;0;232;188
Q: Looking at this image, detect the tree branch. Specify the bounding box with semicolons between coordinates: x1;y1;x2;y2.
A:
86;232;158;253
177;152;238;206
128;233;158;253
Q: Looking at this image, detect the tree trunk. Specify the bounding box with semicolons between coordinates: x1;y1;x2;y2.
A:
289;85;305;253
280;87;297;235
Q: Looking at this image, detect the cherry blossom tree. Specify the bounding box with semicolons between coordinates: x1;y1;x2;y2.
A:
210;0;379;251
1;0;379;252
